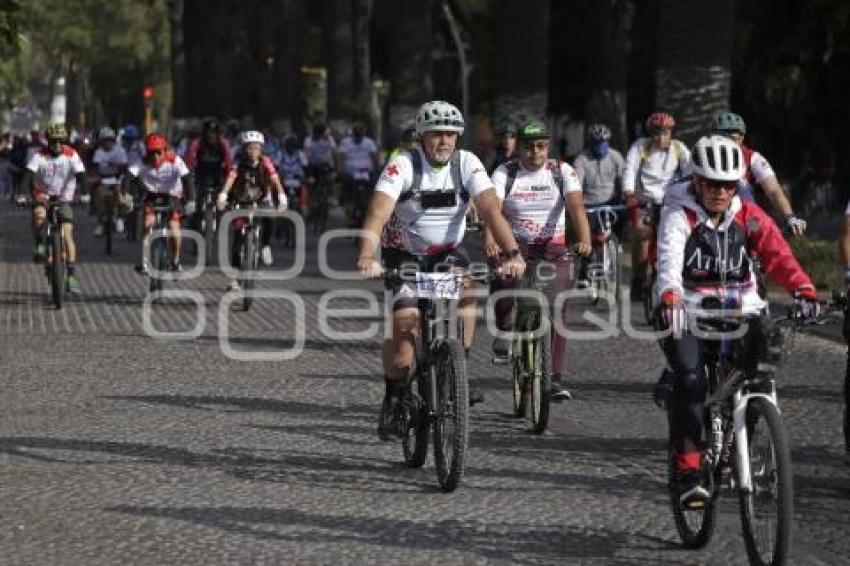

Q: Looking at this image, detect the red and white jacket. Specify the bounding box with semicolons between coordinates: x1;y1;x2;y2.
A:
655;179;813;314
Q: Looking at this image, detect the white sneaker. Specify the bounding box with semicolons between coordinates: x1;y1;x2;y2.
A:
261;245;273;266
94;225;104;238
226;279;241;292
115;217;125;234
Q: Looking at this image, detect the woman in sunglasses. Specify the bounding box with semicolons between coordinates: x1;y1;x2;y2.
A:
654;135;819;508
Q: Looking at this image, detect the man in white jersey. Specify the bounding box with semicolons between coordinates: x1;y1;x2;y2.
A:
25;122;87;294
127;133;195;274
92;126;129;236
486;120;592;400
622;112;691;300
358;100;526;440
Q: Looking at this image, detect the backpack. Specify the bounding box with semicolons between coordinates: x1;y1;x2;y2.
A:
397;149;469;203
638;138;684;181
502;158;566;199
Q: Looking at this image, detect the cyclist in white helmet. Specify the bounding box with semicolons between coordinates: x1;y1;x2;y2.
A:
656;135;818;508
91;126;129;237
217;130;287;291
358;100;526;440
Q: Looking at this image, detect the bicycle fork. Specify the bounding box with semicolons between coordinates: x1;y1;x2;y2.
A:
732;390;778;493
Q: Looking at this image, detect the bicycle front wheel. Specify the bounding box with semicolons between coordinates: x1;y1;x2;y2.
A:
204;204;216;266
433;339;469;492
241;230;257;311
737;397;793;566
530;326;551;434
149;235;166;294
511;344;527;418
50;229;64;309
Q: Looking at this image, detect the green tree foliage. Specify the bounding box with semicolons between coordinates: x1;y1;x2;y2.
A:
732;0;850;190
5;0;169;127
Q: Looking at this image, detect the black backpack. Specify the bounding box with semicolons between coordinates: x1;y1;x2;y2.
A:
397;150;469;203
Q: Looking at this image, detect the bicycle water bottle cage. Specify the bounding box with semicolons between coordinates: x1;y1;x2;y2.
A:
420;191;457;209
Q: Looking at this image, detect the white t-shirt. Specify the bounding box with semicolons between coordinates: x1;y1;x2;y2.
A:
128;153;190;198
375;148;492;255
304;135;337;167
492;160;581;245
747;150;776;185
623;138;691;204
92;145;128;185
26;146;86;202
339;136;378;177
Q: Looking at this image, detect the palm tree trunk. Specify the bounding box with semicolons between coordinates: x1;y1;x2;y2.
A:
386;0;433;130
655;0;735;145
492;0;550;127
584;0;634;151
325;0;354;126
169;0;186;118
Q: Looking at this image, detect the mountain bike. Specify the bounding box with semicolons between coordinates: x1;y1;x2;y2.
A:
43;196;65;309
232;200;268;312
307;165;333;234
667;296;839;565
386;265;493;491
508;260;559;434
147;195;175;295
584;204;624;312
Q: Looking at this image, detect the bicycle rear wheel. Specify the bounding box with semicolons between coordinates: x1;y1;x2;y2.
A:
643;269;656;326
50;229;64;309
738;397;793;566
530;324;551;434
241;230;257;311
402;345;430;468
669;449;718;549
433;339;469;492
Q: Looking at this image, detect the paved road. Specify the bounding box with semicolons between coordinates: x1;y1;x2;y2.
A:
1;201;848;565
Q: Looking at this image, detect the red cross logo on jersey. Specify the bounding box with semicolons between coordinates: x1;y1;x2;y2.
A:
386;164;399;177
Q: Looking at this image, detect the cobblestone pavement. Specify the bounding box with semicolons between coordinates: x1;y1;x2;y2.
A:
0;201;848;565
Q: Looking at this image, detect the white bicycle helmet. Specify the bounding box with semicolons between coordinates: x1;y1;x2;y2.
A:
239;130;265;145
98;126;116;140
690;135;745;182
415;100;465;136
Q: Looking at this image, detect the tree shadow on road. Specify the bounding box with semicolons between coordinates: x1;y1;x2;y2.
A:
104;504;641;564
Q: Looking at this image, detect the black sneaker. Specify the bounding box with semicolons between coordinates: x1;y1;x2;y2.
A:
469;387;485;406
550;374;572;401
653;368;674;409
677;469;710;510
377;381;404;441
170;261;183;273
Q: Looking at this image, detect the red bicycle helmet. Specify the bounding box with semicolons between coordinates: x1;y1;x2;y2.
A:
646;112;676;133
145;133;168;152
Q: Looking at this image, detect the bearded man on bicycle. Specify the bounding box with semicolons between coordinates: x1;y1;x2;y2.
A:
484;120;593;401
655;135;819;508
357;100;525;440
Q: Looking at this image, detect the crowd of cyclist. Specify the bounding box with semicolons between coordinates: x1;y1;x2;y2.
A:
10;98;849;513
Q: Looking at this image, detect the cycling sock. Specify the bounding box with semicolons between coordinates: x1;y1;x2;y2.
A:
465;347;470;360
35;233;45;246
66;263;75;276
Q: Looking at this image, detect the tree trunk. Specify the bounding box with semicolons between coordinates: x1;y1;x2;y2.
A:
584;0;635;151
492;0;550;127
351;0;373;120
386;0;432;131
169;0;186;118
655;0;735;146
325;0;354;126
273;0;306;133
